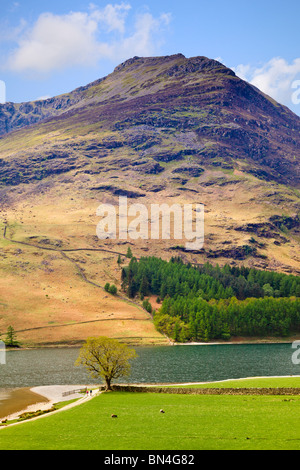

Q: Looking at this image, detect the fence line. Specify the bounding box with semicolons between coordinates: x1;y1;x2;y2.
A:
62;388;87;397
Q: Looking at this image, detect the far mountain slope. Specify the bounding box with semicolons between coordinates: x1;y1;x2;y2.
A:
0;54;299;346
0;54;299;187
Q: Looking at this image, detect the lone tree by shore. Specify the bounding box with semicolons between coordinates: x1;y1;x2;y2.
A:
5;326;20;348
75;336;137;391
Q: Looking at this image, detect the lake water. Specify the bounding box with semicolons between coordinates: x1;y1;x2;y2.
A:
0;343;299;389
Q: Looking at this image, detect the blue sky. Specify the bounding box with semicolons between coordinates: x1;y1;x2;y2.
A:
0;0;300;115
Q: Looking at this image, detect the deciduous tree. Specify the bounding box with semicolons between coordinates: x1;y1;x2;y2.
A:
75;336;137;391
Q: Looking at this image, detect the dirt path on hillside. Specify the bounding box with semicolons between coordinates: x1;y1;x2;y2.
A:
2;222;153;336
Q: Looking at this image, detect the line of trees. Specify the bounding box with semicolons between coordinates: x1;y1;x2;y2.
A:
155;295;300;342
121;256;300;342
121;256;300;301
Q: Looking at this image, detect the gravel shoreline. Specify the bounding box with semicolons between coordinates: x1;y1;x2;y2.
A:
0;385;96;422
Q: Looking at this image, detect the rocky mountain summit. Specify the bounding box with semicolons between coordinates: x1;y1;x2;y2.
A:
1;54;299;187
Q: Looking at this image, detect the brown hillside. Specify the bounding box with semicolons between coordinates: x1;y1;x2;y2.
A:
0;54;299;346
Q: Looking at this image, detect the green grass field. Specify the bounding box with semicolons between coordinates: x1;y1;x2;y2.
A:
1;386;300;450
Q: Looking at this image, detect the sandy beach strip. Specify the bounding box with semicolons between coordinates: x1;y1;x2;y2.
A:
0;388;50;421
0;385;95;422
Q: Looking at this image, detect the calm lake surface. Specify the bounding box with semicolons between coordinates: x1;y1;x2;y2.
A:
0;343;299;389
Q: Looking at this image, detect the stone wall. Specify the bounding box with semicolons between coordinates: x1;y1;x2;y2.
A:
107;385;300;396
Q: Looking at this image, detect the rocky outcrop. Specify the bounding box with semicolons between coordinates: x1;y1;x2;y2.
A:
90;184;145;198
172;166;205;177
269;215;300;231
0;77;105;136
133;162;165;174
0;150;81;186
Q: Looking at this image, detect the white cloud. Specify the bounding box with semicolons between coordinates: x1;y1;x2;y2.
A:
90;2;132;33
233;57;300;106
116;11;172;58
34;95;51;101
7;11;101;73
9;2;20;12
5;4;171;75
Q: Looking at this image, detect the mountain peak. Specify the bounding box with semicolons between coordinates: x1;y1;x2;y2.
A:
113;53;235;78
113;53;186;72
0;53;299;188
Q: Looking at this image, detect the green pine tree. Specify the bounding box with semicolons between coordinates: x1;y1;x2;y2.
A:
5;326;20;348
